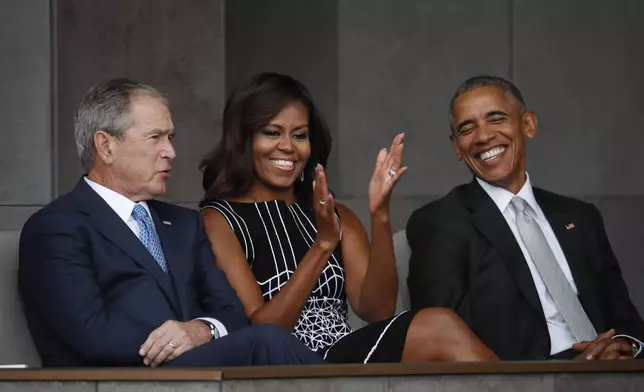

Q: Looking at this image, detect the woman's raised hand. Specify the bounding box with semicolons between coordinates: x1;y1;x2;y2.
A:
368;133;407;215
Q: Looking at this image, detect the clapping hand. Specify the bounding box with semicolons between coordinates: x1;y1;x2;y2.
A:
368;133;407;216
313;164;341;251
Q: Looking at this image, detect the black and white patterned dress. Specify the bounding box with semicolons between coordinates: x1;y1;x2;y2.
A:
202;199;418;363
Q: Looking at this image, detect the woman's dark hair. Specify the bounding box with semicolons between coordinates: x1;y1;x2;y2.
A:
200;72;332;207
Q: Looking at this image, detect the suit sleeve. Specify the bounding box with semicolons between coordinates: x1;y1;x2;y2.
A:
192;212;250;333
406;208;473;324
590;205;644;341
18;213;155;365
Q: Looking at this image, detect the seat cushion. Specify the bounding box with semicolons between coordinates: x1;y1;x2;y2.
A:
0;230;41;367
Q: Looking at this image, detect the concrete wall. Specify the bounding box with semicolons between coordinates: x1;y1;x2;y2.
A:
1;0;226;225
0;0;52;229
1;371;644;392
55;0;226;204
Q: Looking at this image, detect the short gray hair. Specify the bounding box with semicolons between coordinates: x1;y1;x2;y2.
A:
74;78;168;172
448;75;527;127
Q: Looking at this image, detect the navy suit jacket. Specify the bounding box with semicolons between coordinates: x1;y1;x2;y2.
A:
19;179;250;366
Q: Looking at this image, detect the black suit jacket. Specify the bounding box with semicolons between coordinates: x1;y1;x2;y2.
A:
19;179;249;366
406;179;644;360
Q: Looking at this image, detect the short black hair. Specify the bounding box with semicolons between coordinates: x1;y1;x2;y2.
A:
449;75;526;123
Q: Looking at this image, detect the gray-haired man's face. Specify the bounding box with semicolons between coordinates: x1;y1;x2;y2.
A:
109;94;176;201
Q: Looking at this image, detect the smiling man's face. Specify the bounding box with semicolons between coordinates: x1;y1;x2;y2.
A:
449;85;537;194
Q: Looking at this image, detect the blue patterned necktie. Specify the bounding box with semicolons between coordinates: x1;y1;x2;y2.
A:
131;203;168;274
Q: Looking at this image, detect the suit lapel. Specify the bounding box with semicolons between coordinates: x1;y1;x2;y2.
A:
72;179;182;318
461;180;544;317
535;190;605;331
149;202;189;320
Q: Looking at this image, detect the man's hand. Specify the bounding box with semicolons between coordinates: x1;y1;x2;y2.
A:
572;329;635;360
139;320;211;367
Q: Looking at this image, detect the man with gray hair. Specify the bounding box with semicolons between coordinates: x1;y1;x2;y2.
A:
19;78;324;367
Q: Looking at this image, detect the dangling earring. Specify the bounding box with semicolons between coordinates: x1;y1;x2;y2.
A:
299;171;305;182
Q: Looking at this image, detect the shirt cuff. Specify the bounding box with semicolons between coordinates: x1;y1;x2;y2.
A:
613;334;643;357
195;317;228;338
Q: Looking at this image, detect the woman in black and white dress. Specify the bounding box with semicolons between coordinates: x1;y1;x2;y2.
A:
199;73;497;363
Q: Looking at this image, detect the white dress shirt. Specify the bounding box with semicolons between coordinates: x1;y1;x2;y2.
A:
477;175;578;354
84;177;228;338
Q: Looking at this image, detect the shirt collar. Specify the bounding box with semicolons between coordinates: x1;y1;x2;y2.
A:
84;177;151;223
476;173;540;216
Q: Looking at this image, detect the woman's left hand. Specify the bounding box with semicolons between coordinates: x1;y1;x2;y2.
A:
368;133;407;215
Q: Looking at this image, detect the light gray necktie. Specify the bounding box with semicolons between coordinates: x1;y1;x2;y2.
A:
510;196;597;342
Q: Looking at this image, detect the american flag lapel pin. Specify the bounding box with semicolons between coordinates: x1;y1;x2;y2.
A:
565;222;575;230
163;220;172;226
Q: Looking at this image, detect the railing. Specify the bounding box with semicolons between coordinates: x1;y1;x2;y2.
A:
0;361;642;391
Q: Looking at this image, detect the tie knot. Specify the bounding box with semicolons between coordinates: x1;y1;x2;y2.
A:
510;196;527;214
132;203;150;222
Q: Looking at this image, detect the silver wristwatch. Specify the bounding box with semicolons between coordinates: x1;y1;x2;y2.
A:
199;319;220;340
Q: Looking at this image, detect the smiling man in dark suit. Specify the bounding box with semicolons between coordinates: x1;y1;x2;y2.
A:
406;75;644;360
18;78;324;367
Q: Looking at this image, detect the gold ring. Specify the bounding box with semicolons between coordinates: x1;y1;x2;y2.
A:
318;199;329;206
168;342;176;349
